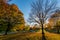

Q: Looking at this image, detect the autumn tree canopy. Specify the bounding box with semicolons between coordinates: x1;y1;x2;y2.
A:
0;0;25;34
48;10;60;33
48;10;60;27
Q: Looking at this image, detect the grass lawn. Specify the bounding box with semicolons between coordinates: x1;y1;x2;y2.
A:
0;30;60;40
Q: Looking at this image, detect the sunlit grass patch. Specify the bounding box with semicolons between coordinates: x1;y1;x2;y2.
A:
0;31;60;40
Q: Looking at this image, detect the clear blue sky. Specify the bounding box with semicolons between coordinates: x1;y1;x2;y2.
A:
9;0;60;22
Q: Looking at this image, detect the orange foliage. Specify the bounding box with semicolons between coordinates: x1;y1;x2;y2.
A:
0;0;25;31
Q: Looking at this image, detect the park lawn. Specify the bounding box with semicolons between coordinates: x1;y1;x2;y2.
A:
0;30;60;40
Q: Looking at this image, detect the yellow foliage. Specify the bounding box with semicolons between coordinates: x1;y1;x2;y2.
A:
0;1;25;31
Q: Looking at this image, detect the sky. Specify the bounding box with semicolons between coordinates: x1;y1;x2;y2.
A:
9;0;36;22
9;0;60;23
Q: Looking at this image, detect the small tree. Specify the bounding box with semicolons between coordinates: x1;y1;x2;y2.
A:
28;0;58;40
54;20;60;33
25;25;30;31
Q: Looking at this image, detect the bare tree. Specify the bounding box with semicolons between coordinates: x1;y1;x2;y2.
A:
28;0;58;40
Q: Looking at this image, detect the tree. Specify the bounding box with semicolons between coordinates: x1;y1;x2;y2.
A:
0;0;11;3
4;4;25;35
50;10;60;33
24;25;30;31
28;0;58;40
54;20;60;33
10;4;25;31
0;0;10;34
0;1;25;35
48;10;60;33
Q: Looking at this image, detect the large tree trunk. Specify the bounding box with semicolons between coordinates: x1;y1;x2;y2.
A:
4;22;10;35
57;27;60;34
57;30;60;34
5;26;9;35
57;28;60;34
41;23;46;40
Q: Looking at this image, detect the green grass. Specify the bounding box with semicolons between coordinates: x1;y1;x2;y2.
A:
0;30;60;40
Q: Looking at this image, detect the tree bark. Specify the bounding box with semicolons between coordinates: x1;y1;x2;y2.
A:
57;27;60;34
41;23;46;40
57;30;59;34
4;22;10;35
4;26;9;35
57;29;60;34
